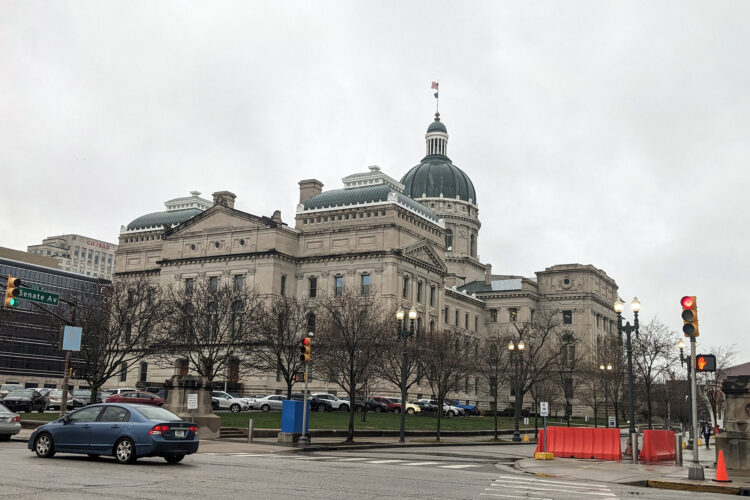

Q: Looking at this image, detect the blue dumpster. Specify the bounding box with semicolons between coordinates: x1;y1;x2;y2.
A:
281;399;309;434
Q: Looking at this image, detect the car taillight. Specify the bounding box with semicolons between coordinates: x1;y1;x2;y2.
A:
149;424;170;435
189;425;198;433
12;415;20;422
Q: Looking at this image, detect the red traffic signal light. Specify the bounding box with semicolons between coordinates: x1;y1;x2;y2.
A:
681;295;699;337
695;354;716;372
4;276;22;307
299;337;311;363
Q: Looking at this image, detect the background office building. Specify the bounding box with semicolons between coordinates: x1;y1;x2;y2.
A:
28;234;118;279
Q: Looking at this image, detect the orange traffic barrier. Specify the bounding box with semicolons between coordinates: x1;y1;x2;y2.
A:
533;427;621;460
639;430;676;461
714;450;731;482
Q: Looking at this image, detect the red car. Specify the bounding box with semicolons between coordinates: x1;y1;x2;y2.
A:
371;396;402;413
106;391;164;406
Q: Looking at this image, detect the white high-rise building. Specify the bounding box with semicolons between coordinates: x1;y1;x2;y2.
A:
27;234;118;279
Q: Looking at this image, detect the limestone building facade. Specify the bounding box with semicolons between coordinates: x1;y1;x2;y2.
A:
113;113;619;408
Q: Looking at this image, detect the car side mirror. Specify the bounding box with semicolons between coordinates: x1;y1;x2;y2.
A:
62;415;71;424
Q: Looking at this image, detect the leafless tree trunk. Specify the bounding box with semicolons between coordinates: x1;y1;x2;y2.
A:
313;290;390;442
251;295;316;399
479;328;509;439
632;318;676;429
552;329;585;426
417;327;471;441
154;278;262;383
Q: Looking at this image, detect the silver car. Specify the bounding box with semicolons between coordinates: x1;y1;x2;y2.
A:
211;391;250;413
0;403;21;440
250;395;286;412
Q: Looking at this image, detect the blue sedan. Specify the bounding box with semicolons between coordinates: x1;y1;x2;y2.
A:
28;403;199;464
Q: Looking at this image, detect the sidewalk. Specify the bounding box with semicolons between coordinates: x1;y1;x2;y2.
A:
517;440;750;496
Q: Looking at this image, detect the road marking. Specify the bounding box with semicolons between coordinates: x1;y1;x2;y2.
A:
494;474;610;489
367;459;405;464
401;461;441;466
440;464;480;469
337;457;367;461
294;456;330;460
481;493;550;500
489;482;615;497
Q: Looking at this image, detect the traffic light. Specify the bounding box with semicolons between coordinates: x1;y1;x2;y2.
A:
681;295;699;337
299;337;311;363
4;276;21;307
695;354;716;372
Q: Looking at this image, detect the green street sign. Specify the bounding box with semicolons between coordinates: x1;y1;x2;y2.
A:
18;287;60;306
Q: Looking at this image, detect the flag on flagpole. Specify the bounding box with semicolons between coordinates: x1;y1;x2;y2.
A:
434;92;439;98
431;81;439;90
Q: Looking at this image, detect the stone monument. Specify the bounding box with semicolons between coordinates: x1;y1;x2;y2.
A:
163;375;220;440
715;375;750;469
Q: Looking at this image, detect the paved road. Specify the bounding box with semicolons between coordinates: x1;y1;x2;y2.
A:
0;440;733;499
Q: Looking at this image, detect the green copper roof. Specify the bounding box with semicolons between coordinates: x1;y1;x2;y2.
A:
126;208;203;230
427;120;447;133
303;184;440;223
400;157;477;204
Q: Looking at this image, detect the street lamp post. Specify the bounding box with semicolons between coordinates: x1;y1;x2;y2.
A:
677;339;693;449
614;296;640;463
599;362;612;427
396;307;417;444
508;339;525;442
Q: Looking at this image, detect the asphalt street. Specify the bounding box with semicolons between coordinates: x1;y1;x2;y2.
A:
0;440;735;499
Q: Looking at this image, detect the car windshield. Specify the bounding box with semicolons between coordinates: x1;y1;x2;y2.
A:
6;391;33;398
387;398;401;404
0;403;11;413
135;406;181;421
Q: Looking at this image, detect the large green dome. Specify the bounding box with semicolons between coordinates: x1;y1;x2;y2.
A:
400;158;476;204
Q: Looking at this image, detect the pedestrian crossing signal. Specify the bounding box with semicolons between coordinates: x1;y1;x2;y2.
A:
695;354;716;372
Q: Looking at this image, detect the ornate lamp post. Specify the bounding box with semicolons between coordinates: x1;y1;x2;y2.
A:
396;307;417;444
614;296;640;463
508;339;525;442
599;362;613;427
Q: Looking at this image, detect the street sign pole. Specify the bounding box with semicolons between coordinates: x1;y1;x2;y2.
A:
540;402;549;452
688;336;704;480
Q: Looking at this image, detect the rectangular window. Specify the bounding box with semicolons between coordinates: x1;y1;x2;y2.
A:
209;276;219;292
465;313;469;329
335;276;343;297
429;285;435;306
402;276;409;298
417;281;423;302
185;278;194;294
455;310;459;326
280;275;286;296
490;309;497;322
444;307;449;323
139;362;148;383
233;274;244;292
361;274;370;295
309;277;317;298
474;316;478;332
563;310;573;324
509;308;518;322
119;362;127;382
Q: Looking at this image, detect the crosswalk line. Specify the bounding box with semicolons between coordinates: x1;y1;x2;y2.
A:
367;459;405;464
488;483;615;497
494;474;609;489
481;493;550;500
401;461;441;466
440;464;480;469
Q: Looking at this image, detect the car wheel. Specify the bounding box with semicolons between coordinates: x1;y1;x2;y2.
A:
447;410;455;418
374;406;382;413
35;433;55;458
339;404;349;412
261;404;270;413
393;407;401;414
114;438;137;464
407;408;415;415
230;404;241;413
317;405;327;413
164;453;185;464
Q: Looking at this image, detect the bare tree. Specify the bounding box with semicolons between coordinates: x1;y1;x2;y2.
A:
251;295;316;399
579;363;605;427
552;329;586;426
373;311;422;414
632;318;677;429
479;327;509;439
155;277;262;383
313;290;390;442
76;275;164;403
417;327;472;441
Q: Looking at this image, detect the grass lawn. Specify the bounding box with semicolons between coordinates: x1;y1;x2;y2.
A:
21;412;60;421
219;411;534;431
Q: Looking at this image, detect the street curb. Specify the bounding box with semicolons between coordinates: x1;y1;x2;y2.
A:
647;479;740;495
295;441;534;452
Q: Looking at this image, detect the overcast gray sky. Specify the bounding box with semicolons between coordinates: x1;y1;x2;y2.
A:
2;2;748;361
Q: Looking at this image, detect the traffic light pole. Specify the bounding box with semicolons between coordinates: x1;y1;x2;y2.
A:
59;298;77;417
688;336;704;479
298;341;311;448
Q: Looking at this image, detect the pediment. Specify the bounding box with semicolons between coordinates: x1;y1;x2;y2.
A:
164;206;274;238
401;240;447;273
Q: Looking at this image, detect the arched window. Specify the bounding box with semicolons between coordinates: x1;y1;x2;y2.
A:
445;229;453;251
470;233;475;257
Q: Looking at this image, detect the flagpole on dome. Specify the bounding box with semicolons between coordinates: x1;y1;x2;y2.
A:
431;80;439;114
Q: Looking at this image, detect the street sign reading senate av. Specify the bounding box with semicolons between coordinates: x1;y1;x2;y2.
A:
18;287;59;306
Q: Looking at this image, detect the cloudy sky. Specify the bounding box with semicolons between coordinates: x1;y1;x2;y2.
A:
2;2;748;360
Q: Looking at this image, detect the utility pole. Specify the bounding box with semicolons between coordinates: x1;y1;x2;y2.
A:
60;298;77;417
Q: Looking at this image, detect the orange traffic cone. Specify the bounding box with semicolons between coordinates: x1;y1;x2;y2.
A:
713;450;731;483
